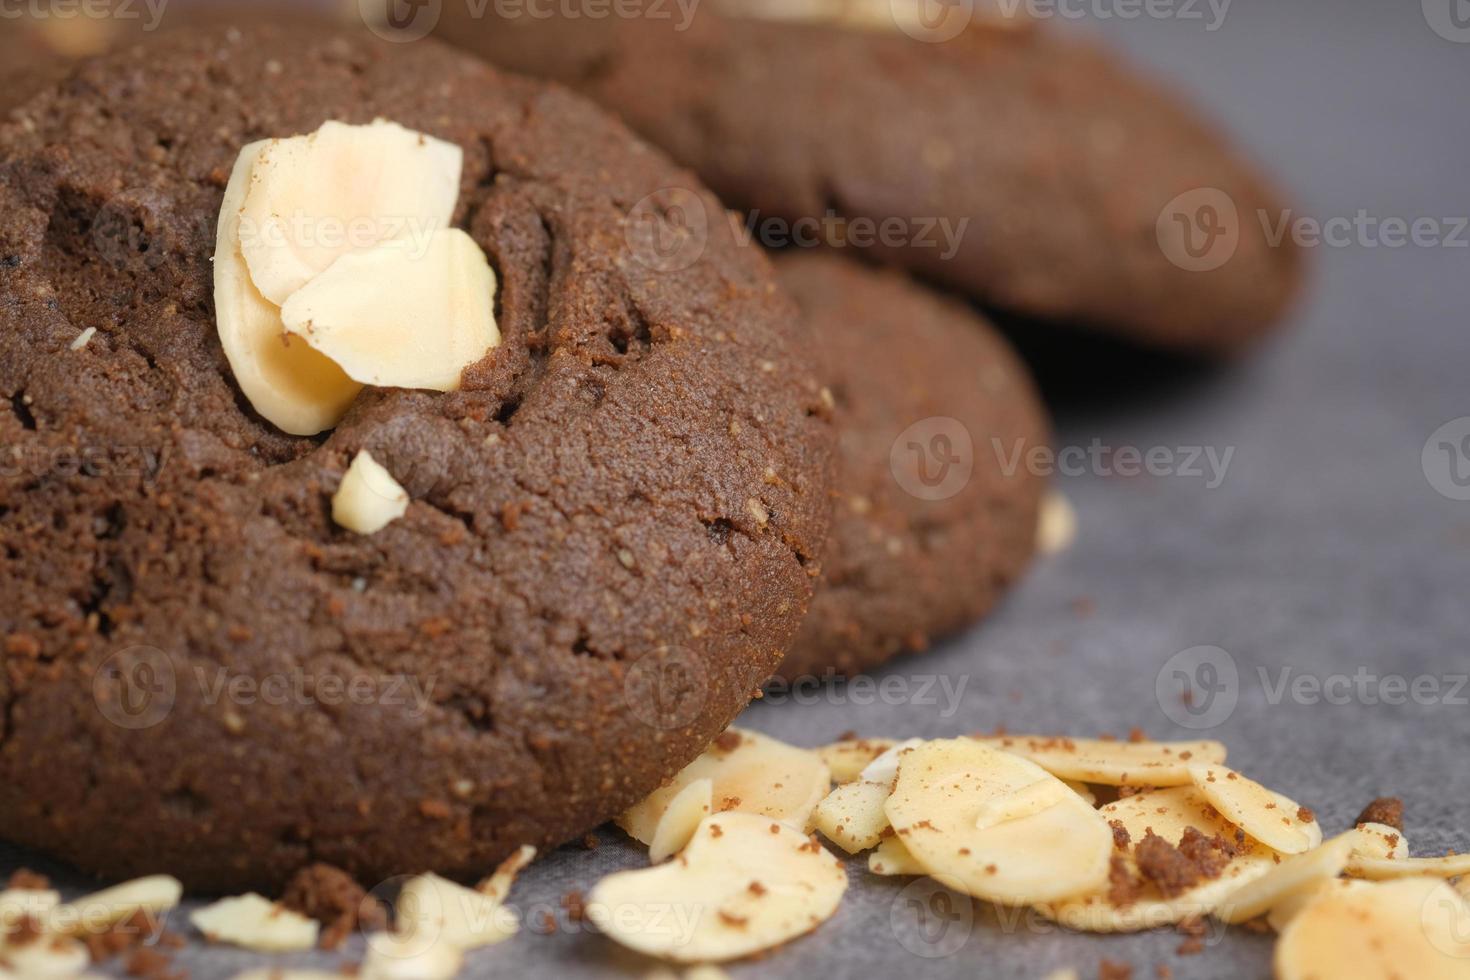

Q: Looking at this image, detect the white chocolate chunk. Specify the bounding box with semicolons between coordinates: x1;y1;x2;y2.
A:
1276;877;1470;979
215;141;362;436
885;739;1114;905
650;779;714;863
1037;786;1277;933
45;876;182;936
811;780;891;854
190;894;320;952
239;119;462;306
281;228;499;393
619;730;830;845
1188;765;1318;854
396;873;517;951
868;835;926;877
971;734;1227;787
333;451;410;535
815;739;896;784
589;812;846;964
361;931;464;980
477;845;537;903
1215;830;1359;925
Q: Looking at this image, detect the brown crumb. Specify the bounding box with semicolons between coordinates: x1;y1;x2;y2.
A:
561;891;587;923
748;881;768;896
718;910;749;928
1135;831;1201;898
280;863;386;952
1099;959;1134;980
582;833;600;850
1155;966;1173;979
6;869;49;890
1296;805;1315;824
712;731;743;753
1110;820;1132;849
123;946;181;980
1354;797;1405;832
1177;827;1235;879
1107;855;1143;908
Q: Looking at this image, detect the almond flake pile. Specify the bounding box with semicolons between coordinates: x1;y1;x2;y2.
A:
597;728;1470;977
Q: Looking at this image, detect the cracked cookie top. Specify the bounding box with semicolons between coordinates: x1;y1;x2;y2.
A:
0;22;833;891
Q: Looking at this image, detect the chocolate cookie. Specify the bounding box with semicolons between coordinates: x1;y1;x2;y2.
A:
0;23;833;891
776;253;1046;680
434;5;1301;353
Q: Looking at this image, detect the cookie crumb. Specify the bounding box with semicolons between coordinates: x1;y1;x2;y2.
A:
1354;797;1404;832
280;863;386;951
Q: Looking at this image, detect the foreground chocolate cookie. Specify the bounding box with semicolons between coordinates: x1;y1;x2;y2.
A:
0;24;833;891
435;4;1301;353
776;254;1047;680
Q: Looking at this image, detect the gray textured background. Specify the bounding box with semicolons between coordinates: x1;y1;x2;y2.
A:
5;1;1470;977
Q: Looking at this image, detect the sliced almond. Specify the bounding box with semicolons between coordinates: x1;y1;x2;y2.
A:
1346;854;1470;881
361;931;464;980
589;812;847;964
1215;830;1359;925
477;845;537;903
619;730;830;845
190;894;319;952
1037;786;1277;932
1266;878;1374;933
1063;780;1097;806
1188;765;1318;855
971;735;1227;787
45;875;183;937
281;228;500;392
0;888;60;929
1352;822;1409;862
1276;877;1470;979
239;119;462;306
859;738;924;785
215;141;362;436
973;777;1072;831
396;873;517;951
1037;490;1077;555
816;739;896;784
0;935;89;976
868;835;926;877
811;780;892;855
885;739;1113;905
333;450;410;535
650;779;714;863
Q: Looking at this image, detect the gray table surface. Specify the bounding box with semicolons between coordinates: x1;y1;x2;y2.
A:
5;1;1470;977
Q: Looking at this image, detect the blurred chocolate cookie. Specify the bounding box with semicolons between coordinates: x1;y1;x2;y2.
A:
435;2;1301;353
776;253;1047;680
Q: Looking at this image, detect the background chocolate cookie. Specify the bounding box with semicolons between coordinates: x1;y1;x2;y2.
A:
434;3;1301;353
0;23;833;891
776;253;1047;681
